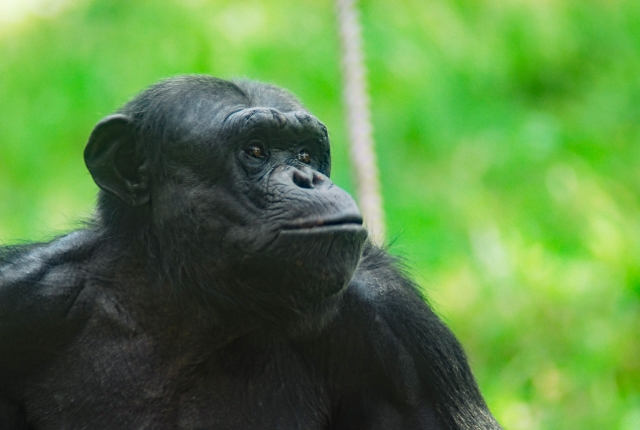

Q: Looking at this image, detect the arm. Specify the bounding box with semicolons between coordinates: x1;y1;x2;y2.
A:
347;244;502;430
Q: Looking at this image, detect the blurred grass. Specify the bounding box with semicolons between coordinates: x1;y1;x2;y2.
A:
0;0;639;428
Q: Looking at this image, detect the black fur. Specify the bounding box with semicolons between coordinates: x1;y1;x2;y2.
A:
0;75;501;429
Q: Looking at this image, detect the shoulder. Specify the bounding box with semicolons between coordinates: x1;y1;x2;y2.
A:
345;242;433;325
0;230;98;375
0;230;98;315
341;243;436;401
342;242;501;429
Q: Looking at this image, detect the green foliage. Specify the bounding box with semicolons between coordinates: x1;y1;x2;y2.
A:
1;0;638;428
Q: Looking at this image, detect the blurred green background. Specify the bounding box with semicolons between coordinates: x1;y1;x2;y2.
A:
1;0;639;428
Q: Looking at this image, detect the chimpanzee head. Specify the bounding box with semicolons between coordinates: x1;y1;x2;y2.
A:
83;75;367;328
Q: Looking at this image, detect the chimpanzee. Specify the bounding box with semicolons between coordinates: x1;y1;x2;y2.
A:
0;75;501;429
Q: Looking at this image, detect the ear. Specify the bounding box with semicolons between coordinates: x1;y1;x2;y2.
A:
84;114;150;206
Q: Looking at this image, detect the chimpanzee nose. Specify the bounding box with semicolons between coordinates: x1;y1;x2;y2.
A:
292;166;328;190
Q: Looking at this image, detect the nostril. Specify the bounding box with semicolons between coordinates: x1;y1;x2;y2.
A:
292;169;314;189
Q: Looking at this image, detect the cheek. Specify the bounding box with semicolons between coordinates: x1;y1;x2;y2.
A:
152;183;234;231
152;184;190;221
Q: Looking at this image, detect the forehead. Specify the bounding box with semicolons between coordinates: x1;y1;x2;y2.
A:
124;76;308;132
140;78;329;159
162;79;315;138
232;79;305;112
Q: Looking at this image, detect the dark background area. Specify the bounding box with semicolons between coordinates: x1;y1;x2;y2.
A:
0;0;639;428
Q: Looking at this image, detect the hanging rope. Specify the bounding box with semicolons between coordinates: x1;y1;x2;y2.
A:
336;0;385;244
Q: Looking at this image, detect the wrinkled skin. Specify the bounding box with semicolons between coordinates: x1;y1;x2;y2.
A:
0;76;501;429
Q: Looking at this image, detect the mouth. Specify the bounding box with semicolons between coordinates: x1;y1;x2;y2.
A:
283;214;364;230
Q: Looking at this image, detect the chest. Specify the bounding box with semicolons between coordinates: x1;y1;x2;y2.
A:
23;295;331;430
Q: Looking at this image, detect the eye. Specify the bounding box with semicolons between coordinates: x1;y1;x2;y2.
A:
245;141;265;158
297;150;311;164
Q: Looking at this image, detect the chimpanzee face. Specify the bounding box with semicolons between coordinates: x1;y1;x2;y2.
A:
85;78;367;321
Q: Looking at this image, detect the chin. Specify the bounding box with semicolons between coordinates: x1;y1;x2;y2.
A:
229;225;367;306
